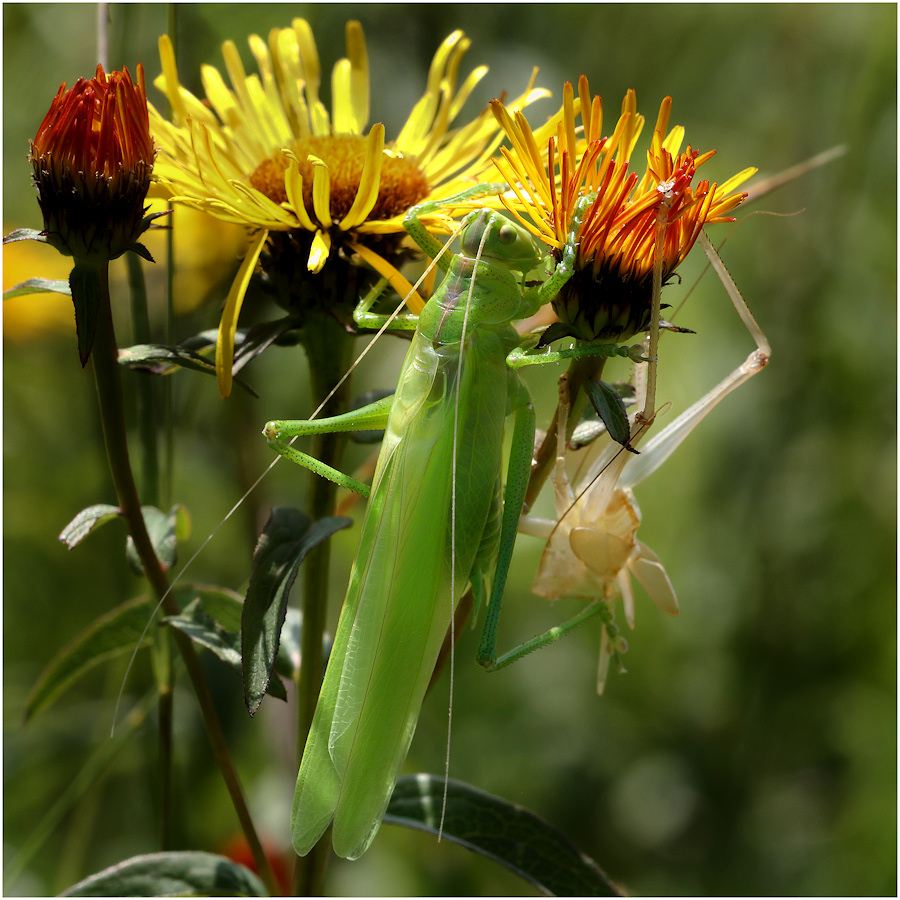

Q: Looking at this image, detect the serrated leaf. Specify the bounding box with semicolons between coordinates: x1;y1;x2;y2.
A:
242;508;351;715
163;598;287;702
385;775;622;897
23;586;239;721
61;850;267;897
23;596;156;721
125;505;185;574
3;276;72;300
584;379;637;452
59;504;122;549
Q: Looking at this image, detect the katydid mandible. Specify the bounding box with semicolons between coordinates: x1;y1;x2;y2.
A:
264;184;645;860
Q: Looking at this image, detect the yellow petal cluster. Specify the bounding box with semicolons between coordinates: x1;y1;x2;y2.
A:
148;19;548;394
490;76;756;342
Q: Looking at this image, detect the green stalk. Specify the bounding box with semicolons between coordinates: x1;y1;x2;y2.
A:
124;251;173;846
89;264;280;897
524;354;604;509
292;317;355;896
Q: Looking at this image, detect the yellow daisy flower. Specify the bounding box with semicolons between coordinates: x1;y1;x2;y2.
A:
490;75;757;344
149;19;547;396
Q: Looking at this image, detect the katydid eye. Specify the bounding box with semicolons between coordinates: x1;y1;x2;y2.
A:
498;223;518;245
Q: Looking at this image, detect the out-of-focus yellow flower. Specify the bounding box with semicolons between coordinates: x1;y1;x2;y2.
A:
140;201;250;316
2;232;74;341
149;19;548;396
29;64;155;264
491;76;756;343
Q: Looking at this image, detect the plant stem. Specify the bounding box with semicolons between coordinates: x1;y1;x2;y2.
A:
292;317;355;896
124;250;173;846
525;354;603;508
89;264;280;897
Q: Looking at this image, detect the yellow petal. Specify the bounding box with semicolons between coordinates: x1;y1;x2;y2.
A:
661;124;685;157
447;65;487;121
157;35;187;124
348;239;425;313
284;157;318;231
309;155;332;226
308;229;331;273
271;26;311;139
332;60;353;134
293;18;330;134
346;20;369;132
338;124;384;230
717;166;758;197
217;229;268;398
562;81;578;160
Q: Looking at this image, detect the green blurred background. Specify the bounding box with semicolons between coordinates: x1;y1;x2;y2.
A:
4;3;895;895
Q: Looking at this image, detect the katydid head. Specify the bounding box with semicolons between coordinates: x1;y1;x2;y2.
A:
460;208;542;277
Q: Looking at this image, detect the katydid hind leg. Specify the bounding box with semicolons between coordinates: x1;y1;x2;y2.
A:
475;385;536;669
621;231;770;489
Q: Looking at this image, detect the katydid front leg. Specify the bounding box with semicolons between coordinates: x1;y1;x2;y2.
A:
263;394;394;498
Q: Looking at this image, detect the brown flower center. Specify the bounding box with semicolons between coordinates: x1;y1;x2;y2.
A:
249;135;430;224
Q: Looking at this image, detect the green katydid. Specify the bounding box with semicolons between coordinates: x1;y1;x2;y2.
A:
264;183;647;860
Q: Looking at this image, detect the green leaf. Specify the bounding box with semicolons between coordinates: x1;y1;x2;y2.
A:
536;320;578;348
3;227;48;244
125;505;187;575
163;598;287;701
69;264;102;367
242;507;351;715
23;586;241;721
190;584;244;632
117;343;257;396
59;504;121;549
385;775;622;897
3;276;71;300
118;342;217;376
61;851;267;897
570;384;636;450
584;379;637;453
23;596;156;721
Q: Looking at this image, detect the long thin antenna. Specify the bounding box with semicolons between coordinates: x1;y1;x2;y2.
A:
440;217;491;842
112;224;466;734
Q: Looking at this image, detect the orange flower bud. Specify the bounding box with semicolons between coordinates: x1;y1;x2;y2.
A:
29;64;155;263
